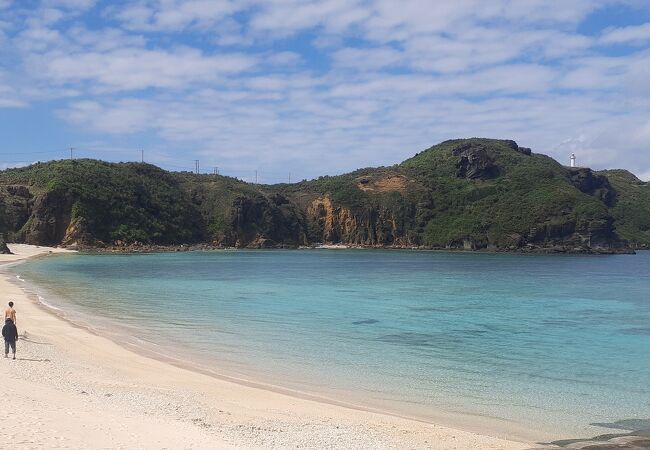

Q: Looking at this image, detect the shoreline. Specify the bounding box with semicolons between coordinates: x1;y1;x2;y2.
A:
77;244;636;256
0;244;538;449
74;242;637;255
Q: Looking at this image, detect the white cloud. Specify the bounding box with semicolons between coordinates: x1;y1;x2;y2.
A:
62;99;153;133
265;51;302;66
42;0;96;8
560;50;650;94
0;97;27;108
53;70;650;180
358;0;607;45
332;47;404;71
0;0;649;181
30;47;258;91
66;25;146;52
111;0;247;31
0;70;28;108
600;22;650;45
249;0;368;37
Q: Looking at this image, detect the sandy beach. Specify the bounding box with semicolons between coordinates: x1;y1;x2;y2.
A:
0;244;536;449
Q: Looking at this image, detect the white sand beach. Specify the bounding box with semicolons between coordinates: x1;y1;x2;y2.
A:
0;244;535;449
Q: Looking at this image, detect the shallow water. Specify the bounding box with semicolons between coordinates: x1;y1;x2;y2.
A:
12;250;650;438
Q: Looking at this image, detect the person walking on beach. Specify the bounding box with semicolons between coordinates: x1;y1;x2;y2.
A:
4;301;16;325
2;318;18;360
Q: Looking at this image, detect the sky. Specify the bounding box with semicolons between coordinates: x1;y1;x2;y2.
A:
1;0;650;183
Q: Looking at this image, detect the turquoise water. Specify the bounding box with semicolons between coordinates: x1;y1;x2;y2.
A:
12;250;650;439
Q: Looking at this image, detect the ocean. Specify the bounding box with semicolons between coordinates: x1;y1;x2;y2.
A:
10;250;650;440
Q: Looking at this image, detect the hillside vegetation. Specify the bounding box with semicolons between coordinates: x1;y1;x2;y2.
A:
1;138;648;253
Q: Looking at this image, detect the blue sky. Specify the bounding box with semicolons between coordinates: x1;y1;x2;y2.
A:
1;0;650;182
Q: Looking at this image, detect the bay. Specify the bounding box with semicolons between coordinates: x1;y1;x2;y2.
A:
13;250;650;439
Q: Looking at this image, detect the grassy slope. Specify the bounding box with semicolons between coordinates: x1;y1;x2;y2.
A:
600;169;650;246
283;138;617;248
173;171;264;242
0;160;206;244
400;138;611;247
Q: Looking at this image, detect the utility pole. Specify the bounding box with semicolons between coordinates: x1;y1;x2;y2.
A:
288;172;291;183
213;167;219;176
255;170;258;184
194;160;200;174
141;149;144;163
69;147;75;160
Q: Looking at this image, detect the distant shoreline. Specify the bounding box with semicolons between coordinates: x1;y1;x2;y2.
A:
65;241;639;255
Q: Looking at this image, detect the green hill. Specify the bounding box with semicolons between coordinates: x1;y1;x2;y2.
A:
599;169;650;246
1;138;648;253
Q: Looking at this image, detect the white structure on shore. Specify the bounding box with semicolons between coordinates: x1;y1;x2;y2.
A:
570;153;576;168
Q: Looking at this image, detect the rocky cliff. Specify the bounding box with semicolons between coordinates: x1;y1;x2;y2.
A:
1;138;648;253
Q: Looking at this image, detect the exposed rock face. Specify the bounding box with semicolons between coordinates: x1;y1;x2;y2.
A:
61;216;96;248
503;140;532;155
0;185;33;235
453;143;501;179
307;197;358;243
355;175;409;194
19;190;74;246
524;216;621;250
569;168;617;207
580;218;621;248
306;196;411;246
227;194;306;248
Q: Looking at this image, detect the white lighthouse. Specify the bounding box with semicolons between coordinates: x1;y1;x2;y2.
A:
570;153;576;168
